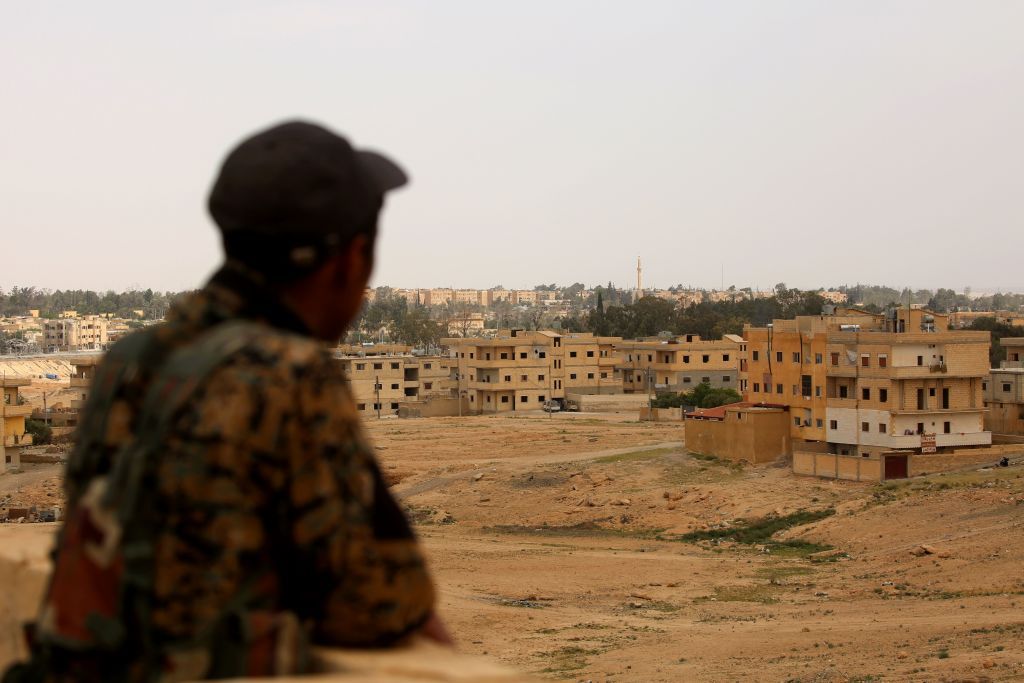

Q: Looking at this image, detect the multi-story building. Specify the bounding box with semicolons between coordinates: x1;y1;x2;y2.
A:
444;330;622;413
2;378;33;472
42;315;108;352
742;307;991;456
984;337;1024;435
334;350;454;416
617;334;745;394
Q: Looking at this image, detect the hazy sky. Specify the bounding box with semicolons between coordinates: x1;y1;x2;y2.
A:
3;1;1022;293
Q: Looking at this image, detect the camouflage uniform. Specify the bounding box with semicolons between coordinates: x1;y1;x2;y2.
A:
13;264;435;682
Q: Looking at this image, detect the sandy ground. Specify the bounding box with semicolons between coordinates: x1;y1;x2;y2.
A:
4;412;1024;681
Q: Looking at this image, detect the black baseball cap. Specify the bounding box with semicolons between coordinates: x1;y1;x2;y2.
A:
208;120;407;269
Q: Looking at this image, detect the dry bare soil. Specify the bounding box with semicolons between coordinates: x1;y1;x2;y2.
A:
5;412;1024;681
364;413;1024;682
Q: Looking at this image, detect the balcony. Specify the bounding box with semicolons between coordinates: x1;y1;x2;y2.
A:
70;377;90;388
889;406;985;416
3;434;33;448
889;364;979;379
826;364;858;378
1;405;33;419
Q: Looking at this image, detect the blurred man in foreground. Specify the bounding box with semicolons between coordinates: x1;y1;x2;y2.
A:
6;121;447;682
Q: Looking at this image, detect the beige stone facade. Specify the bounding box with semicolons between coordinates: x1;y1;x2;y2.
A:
984;338;1024;435
742;307;991;456
684;405;791;464
335;352;454;417
42;315;108;352
2;379;33;472
444;330;622;413
617;334;745;394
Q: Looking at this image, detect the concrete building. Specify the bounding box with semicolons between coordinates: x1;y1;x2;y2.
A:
2;378;33;472
617;334;745;394
335;350;454;417
444;330;622;413
42;315;108;352
984;337;1024;435
742;307;991;456
684;403;791;464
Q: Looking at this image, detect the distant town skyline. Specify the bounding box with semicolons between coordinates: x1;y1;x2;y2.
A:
3;2;1022;292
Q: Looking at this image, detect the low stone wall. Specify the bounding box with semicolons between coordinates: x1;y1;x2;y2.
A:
793;451;883;481
0;526;537;682
638;407;684;422
910;446;1024;476
397;397;468;418
569;393;651;413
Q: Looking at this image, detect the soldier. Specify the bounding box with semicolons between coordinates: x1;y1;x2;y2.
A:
6;121;449;682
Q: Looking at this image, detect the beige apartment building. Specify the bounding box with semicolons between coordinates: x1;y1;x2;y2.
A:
43;316;108;352
742;307;991;456
335;350;454;416
2;378;33;472
444;330;622;413
617;334;745;394
984;337;1024;435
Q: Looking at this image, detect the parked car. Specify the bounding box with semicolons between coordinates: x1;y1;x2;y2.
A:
542;401;561;413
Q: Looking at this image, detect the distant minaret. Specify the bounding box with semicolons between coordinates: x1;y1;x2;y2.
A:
636;256;643;298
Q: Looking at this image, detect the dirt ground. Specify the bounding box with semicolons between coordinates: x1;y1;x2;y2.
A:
4;411;1024;681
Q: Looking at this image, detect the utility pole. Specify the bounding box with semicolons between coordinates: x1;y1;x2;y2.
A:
647;367;654;420
375;375;381;419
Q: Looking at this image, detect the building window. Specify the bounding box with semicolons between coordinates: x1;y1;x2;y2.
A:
683;377;692;383
539;395;545;402
501;396;509;403
521;375;528;381
504;375;512;382
570;351;577;358
917;355;923;366
390;383;399;390
862;388;870;400
916;422;924;434
648;354;653;362
861;422;869;432
485;353;491;360
793;352;801;363
683;355;690;364
390;402;399;410
776;351;783;363
752;351;759;361
723;354;730;362
816;419;823;428
391;362;400;370
587;351;594;357
355;363;365;370
587;373;595;379
702;354;710;363
776;383;783;394
944;421;951;434
982;382;988;391
878;355;887;368
861;354;870;367
373;402;381;410
815;385;821;397
794;417;801;427
357;403;366;410
839;386;848;399
520;352;527;359
831;352;840;365
373;362;383;370
424;382;433;390
815;353;822;364
829;420;838;430
1003;383;1012;392
753;383;760;392
570;373;577;380
539;374;545;381
538;352;546;359
601;372;608;379
470;353;475;359
723;376;731;382
879;423;886;434
879;388;888;402
702;377;710;383
500;353;508;359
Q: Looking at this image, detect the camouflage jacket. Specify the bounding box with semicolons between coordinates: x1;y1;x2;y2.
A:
26;265;435;682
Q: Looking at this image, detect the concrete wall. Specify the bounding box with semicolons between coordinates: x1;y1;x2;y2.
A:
397;397;469;418
793;451;884;481
684;408;791;464
569;393;650;413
